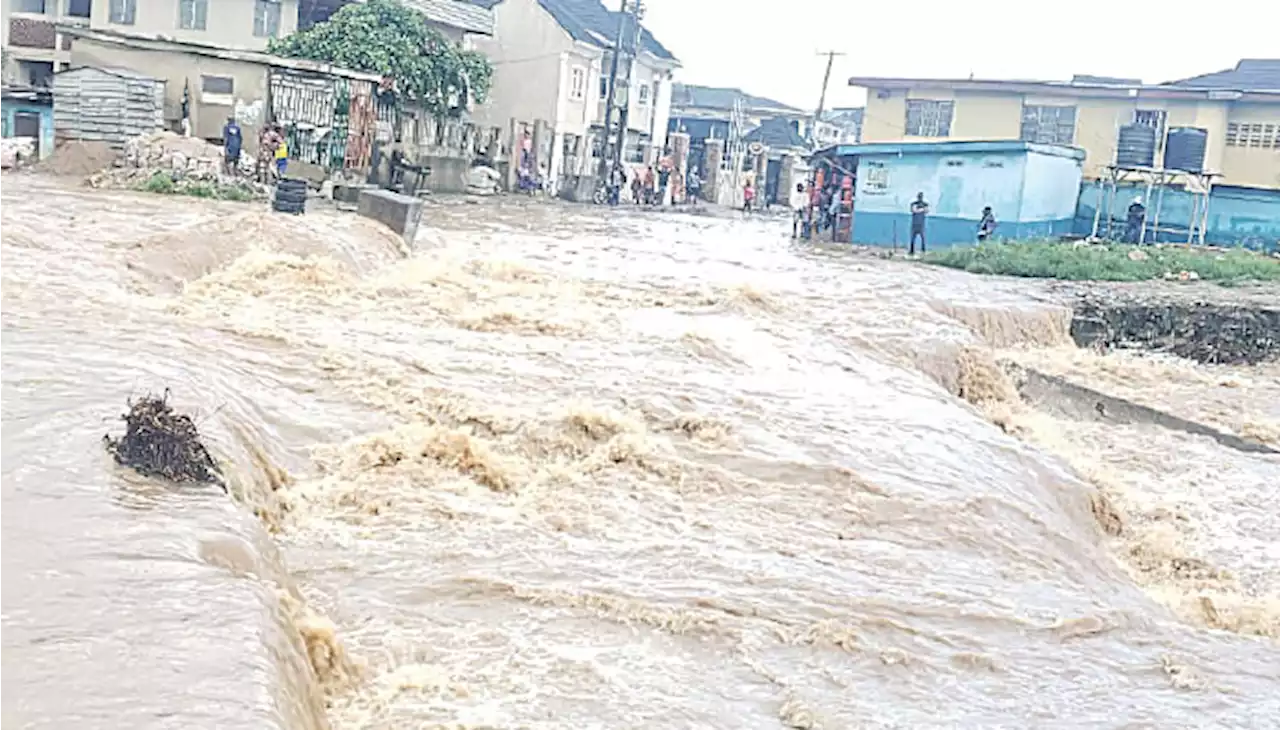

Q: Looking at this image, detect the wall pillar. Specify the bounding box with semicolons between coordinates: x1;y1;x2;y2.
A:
703;137;724;203
506;117;520;192
669;131;690;202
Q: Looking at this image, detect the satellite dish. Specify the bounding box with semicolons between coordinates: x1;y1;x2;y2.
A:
747;142;764;156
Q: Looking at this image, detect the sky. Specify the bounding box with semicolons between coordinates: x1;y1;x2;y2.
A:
623;0;1280;111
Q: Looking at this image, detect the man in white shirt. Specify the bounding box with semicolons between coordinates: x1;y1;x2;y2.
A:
790;182;809;238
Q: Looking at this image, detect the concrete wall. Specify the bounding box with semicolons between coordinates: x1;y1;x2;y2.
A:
89;0;298;50
70;38;270;145
851;148;1080;246
861;87;1279;189
1020;149;1084;222
1;98;54;158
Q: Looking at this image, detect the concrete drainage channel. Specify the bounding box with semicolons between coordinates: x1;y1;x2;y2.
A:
1002;361;1278;456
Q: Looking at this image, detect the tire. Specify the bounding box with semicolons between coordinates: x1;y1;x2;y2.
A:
272;200;305;215
274;190;307;204
276;177;307;189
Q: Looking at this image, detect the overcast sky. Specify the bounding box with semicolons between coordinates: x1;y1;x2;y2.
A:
625;0;1279;111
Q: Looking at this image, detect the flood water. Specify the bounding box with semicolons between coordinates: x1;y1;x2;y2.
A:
3;176;1277;729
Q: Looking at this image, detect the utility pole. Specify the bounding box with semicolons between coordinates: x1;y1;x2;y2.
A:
612;0;645;173
596;0;643;183
810;50;845;146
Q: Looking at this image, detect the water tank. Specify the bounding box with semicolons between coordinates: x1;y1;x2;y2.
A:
1115;123;1157;167
1164;127;1208;173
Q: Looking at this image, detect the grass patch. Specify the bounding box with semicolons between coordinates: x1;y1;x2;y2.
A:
923;240;1280;284
136;171;259;202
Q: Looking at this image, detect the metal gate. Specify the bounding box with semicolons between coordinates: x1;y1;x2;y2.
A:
268;68;379;173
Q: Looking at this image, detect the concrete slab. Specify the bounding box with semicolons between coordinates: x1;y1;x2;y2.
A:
287;159;328;187
357;188;423;245
334;183;370;204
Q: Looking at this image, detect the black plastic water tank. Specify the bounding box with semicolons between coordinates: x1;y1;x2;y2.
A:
1165;127;1208;173
1115;123;1157;167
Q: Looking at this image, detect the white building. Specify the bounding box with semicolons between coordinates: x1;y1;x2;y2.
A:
468;0;679;182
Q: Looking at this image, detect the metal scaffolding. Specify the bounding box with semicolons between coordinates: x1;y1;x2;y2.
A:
1090;164;1219;245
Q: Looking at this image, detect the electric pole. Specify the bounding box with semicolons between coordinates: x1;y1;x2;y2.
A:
612;0;646;173
596;0;644;184
810;50;845;146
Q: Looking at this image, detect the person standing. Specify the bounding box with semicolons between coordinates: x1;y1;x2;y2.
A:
1125;196;1146;243
742;180;756;214
790;182;808;238
909;192;930;255
686;167;701;206
977;206;997;242
221;116;242;176
273;125;289;179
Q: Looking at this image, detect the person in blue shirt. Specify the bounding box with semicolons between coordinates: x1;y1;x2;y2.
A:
221;116;242;175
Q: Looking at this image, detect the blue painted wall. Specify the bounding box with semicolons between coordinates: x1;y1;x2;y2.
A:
1;100;55;160
1075;182;1280;252
851;147;1082;247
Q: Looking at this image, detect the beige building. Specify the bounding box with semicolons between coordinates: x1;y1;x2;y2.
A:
3;0;297;86
468;0;680;181
849;60;1280;190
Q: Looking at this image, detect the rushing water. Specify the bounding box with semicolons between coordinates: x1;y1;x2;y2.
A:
3;176;1277;729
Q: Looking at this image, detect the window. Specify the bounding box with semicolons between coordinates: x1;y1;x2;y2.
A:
638;83;650;105
108;0;135;24
11;0;47;13
598;74;609;99
1225;122;1279;149
179;0;207;30
65;0;90;17
254;0;281;38
1133;108;1167;146
904;100;953;137
1020;104;1076;145
201;75;234;95
569;67;585;101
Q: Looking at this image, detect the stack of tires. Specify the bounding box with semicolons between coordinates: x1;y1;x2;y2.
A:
272;177;307;215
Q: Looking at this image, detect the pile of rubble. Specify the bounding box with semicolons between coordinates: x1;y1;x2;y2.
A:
1;137;38;170
87;131;270;199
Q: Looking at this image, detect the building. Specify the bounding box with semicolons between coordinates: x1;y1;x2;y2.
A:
1;84;54;158
848;59;1280;191
62;26;384;161
3;0;302;87
467;0;679;183
815;140;1084;247
668;84;803;140
822;106;862;144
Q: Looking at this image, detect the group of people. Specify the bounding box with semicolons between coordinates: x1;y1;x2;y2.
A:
787;184;998;252
907;192;998;254
608;157;701;207
220;116;290;181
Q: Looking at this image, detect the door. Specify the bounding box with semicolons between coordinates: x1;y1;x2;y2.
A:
14;112;42;159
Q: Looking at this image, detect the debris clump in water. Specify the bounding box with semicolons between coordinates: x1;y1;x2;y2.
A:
103;392;224;488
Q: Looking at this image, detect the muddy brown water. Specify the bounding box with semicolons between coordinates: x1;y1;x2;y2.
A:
3;176;1278;729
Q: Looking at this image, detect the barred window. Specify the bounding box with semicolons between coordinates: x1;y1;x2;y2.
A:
1225;122;1279;149
905;100;953;137
254;0;281;38
179;0;207;30
108;0;135;25
1021;105;1076;145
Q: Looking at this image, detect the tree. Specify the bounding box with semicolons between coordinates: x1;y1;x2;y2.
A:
268;0;493;117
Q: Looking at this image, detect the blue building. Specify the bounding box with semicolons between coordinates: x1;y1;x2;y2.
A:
817;140;1085;247
1;86;55;161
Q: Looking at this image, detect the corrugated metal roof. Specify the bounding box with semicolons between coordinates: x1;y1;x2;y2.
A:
532;0;676;62
671;83;798;113
1166;59;1280;92
405;0;494;35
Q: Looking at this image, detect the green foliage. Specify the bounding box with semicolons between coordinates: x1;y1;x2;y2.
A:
135;172;259;202
267;0;493;117
141;171;175;194
922;241;1280;285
